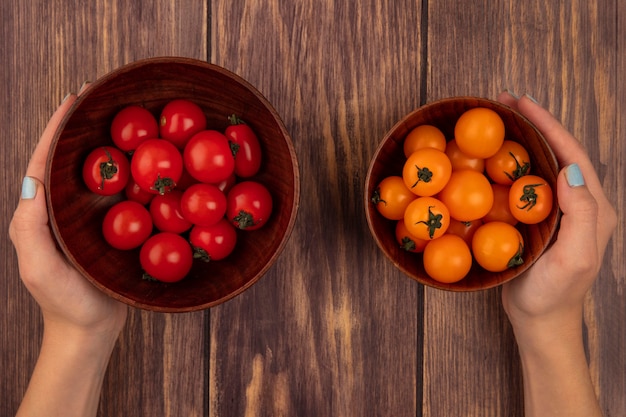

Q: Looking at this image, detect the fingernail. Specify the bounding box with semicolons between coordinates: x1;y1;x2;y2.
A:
524;93;539;104
62;93;73;103
565;163;585;187
21;177;37;199
79;81;91;93
505;89;519;99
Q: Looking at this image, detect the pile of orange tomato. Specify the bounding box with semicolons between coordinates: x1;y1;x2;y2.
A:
372;107;553;284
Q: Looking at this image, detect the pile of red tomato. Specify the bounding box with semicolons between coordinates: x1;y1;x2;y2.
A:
372;107;553;284
82;99;272;283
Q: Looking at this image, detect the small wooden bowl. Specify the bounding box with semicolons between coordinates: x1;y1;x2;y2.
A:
46;57;300;312
365;97;560;291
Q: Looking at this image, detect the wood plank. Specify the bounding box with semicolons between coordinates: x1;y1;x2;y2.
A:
424;1;624;416
0;1;209;415
209;1;423;416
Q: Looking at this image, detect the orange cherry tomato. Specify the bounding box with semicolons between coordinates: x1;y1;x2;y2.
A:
454;107;505;159
371;175;417;220
483;183;518;225
485;140;531;185
446;218;482;246
445;139;485;172
403;196;450;241
402;148;452;197
403;124;447;157
395;220;428;253
423;234;472;283
508;175;553;224
438;170;494;222
472;221;524;272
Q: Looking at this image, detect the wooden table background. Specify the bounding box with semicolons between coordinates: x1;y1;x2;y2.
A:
2;1;624;416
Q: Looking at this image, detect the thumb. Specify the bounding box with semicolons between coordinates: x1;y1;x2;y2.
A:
549;163;599;273
9;176;64;281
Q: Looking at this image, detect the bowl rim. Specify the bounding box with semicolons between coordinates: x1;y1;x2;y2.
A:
364;96;561;291
45;56;301;311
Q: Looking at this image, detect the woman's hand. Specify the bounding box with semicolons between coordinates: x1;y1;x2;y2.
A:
498;91;616;417
10;93;127;417
497;91;616;330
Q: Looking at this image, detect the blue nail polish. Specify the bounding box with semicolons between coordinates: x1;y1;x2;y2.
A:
21;176;37;199
565;163;585;187
505;89;519;99
524;93;539;104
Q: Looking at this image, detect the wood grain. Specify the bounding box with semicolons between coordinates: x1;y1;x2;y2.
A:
209;1;423;416
1;1;209;415
424;1;625;416
1;1;624;416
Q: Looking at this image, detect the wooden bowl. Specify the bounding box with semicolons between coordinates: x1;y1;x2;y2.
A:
365;97;560;291
46;57;300;312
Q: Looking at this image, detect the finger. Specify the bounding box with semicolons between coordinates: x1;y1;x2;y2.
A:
516;96;594;171
25;94;77;182
550;164;600;271
78;81;91;95
516;95;606;196
9;177;71;288
496;90;519;110
516;95;617;246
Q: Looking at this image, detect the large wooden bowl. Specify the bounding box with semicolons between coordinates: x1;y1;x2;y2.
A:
46;57;300;312
365;97;560;291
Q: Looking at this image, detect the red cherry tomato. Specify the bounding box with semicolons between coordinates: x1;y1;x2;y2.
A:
184;130;235;184
125;178;154;205
180;183;227;226
189;218;238;262
131;139;183;195
225;115;263;178
110;105;159;151
226;181;273;230
159;99;207;149
212;173;237;194
139;232;193;283
102;200;153;250
82;146;130;196
149;190;193;234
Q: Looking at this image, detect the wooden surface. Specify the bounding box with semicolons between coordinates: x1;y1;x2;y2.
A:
1;1;623;416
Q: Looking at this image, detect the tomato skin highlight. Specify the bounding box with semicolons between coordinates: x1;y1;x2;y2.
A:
159;99;207;149
139;232;193;283
225;115;263;178
184;130;236;184
423;234;472;283
82;146;130;196
508;175;553;224
110;105;159;152
102;200;153;250
131;139;184;195
372;175;417;220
